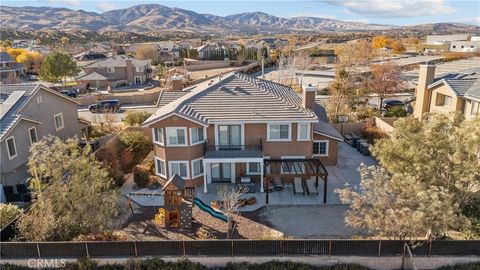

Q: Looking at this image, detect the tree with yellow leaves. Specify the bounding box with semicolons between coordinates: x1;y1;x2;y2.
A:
372;36;393;49
6;48;44;74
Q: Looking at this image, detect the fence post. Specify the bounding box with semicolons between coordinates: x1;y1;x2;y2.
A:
85;243;89;257
231;240;234;256
428;241;432;257
279;240;283;256
134;242;138;257
328;240;332;256
378;240;382;256
182;241;186;256
36;243;41;258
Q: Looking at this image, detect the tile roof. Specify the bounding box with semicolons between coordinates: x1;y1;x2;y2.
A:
76;71;108;81
144;73;318;126
157;90;191;108
84;55;150;68
428;67;480;100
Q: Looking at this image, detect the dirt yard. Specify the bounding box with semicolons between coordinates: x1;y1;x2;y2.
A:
117;206;284;240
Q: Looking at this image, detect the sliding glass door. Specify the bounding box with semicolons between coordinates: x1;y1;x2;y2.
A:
218;125;241;149
210;163;232;182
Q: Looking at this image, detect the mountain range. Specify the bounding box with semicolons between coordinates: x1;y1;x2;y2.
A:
1;4;478;34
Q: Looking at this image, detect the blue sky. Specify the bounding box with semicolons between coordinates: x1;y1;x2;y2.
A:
2;0;479;26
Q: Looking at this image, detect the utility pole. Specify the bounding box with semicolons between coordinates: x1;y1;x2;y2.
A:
261;56;265;79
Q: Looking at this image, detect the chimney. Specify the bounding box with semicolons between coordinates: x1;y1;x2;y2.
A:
303;84;316;111
413;64;436;119
171;75;183;91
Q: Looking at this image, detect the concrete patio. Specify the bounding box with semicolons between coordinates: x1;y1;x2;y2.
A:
195;142;377;211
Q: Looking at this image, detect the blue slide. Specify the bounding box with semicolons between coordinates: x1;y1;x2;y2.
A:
193;197;228;222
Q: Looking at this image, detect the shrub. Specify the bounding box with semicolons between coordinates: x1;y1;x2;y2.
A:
118;130;150;156
123;110;152;126
362;122;388;144
0;203;22;228
384;106;407;117
133;165;151;187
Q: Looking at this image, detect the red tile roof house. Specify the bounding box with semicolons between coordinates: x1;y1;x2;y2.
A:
76;55;152;89
142;73;342;194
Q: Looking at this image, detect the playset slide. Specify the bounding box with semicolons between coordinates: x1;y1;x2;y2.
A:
193;197;228;222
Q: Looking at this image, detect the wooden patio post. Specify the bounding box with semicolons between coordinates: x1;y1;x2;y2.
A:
323;175;328;203
265;176;269;204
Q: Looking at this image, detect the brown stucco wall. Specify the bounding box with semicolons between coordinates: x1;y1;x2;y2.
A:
312;133;338;165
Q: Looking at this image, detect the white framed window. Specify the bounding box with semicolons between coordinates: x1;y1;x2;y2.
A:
152;128;164;146
281;156;305;174
28;127;38;145
54;113;64;131
107;67;115;73
166;127;187;146
267;123;291;141
155;157;166;178
191;158;204;178
190;127;205;145
6;136;17;160
297;123;310;141
36;95;43;104
313;140;329;157
471;101;479;116
247;162;261;175
168;161;190;179
443;95;452;107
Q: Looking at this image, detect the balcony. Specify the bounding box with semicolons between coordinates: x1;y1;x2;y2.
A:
203;140;263;160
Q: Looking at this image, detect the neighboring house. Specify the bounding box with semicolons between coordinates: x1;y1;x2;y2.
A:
126;42;179;63
425;34;470;45
414;65;480;120
73;45;112;62
195;44;225;60
142;73;342;193
0;84;89;202
450;41;480;52
0;52;24;84
77;55;152;89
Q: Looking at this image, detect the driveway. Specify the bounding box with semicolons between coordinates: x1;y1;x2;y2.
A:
325;142;377;204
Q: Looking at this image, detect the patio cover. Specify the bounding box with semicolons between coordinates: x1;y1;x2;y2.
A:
264;159;328;204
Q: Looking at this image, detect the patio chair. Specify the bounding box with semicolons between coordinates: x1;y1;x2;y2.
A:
273;177;283;190
293;177;304;195
306;178;318;196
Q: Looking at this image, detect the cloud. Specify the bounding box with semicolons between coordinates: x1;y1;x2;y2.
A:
47;0;81;6
96;2;116;12
456;17;480;26
324;0;456;18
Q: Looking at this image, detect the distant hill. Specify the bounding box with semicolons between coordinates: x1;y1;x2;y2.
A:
1;4;478;34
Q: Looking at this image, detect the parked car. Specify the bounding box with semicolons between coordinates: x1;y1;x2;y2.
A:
88;100;121;113
383;99;405;110
60;90;78;98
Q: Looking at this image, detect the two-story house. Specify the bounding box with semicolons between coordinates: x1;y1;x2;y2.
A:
76;55;152;89
0;84;89;202
142;73;342;194
0;52;24;84
414;65;480;120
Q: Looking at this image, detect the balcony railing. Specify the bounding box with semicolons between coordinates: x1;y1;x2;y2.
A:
203;139;263;159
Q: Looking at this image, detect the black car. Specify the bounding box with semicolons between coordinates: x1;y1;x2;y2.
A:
60;90;77;98
383;99;405;110
88;100;121;113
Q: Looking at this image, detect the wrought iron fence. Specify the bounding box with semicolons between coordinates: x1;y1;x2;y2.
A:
1;240;479;258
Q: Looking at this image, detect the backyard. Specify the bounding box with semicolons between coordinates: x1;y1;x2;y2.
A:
114;142;375;240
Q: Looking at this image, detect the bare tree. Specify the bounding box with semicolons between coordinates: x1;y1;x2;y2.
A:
135;44;156;61
368;61;404;110
217;186;247;239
